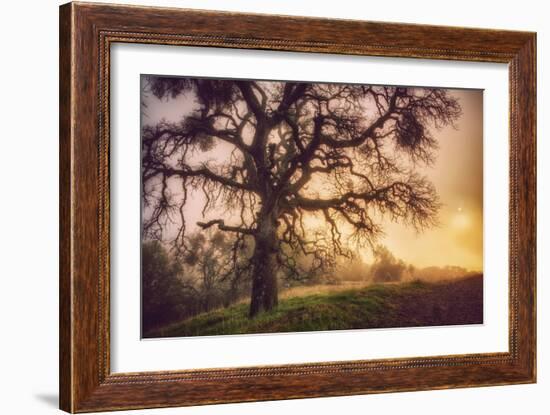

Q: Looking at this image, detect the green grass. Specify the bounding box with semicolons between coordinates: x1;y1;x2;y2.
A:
146;276;485;338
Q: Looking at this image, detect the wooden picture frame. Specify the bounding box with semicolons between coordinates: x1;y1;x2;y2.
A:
59;2;536;412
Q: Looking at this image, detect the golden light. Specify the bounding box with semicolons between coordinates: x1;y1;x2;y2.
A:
451;211;471;230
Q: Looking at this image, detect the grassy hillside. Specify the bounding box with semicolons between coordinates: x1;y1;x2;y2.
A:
146;275;483;338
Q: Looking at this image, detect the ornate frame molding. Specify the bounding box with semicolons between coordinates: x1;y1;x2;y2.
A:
60;2;536;412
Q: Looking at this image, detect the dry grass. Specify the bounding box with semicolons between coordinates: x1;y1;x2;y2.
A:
279;281;375;299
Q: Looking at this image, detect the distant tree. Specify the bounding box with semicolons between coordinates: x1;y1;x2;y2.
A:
337;256;372;282
142;78;461;317
413;265;477;282
370;245;408;283
182;230;252;309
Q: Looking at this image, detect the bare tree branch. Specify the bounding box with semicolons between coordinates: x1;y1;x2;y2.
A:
197;219;256;235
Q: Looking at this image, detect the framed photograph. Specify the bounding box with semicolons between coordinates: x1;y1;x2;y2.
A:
59;2;536;412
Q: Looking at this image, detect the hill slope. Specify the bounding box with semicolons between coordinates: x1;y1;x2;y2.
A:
147;275;483;338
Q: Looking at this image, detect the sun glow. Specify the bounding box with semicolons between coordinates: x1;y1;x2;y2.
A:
452;211;472;230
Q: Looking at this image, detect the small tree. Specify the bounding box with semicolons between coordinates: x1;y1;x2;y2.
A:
370;245;409;283
182;230;252;310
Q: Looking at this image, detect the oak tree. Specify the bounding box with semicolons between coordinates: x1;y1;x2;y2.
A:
142;77;461;317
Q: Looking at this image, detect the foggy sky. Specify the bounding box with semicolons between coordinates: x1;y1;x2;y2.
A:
141;79;483;271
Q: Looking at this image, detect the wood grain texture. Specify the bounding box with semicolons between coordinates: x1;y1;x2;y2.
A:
59;3;73;411
59;2;536;412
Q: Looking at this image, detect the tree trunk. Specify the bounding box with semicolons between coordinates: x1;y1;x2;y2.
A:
249;217;279;318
